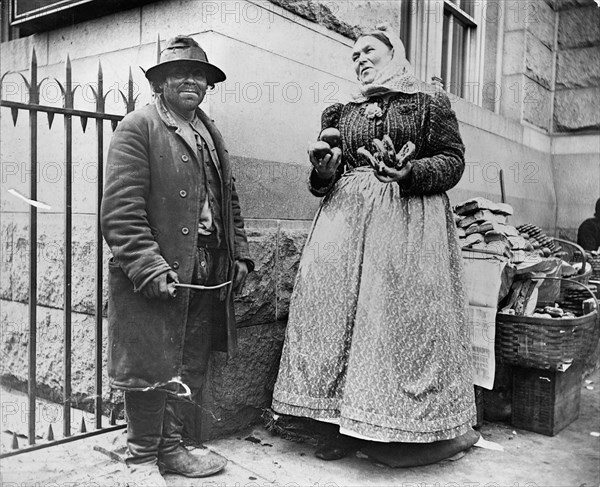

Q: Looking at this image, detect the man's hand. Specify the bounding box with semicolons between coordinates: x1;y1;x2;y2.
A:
141;270;179;300
308;142;342;180
233;260;249;294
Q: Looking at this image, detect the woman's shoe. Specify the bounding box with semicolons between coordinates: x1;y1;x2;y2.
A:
314;444;353;461
315;435;363;461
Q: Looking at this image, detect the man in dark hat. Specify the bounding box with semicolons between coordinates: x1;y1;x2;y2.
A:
101;35;254;484
578;198;600;251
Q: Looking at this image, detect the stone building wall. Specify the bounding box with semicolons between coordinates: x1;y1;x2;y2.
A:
499;0;556;130
552;0;600;238
554;0;600;132
1;0;599;440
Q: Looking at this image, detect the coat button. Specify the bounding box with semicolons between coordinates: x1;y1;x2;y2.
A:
179;190;187;198
172;261;180;270
181;154;189;162
181;227;189;235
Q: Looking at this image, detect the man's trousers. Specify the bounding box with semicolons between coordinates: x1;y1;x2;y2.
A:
124;244;227;463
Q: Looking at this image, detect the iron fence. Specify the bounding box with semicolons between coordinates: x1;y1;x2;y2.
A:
0;47;142;458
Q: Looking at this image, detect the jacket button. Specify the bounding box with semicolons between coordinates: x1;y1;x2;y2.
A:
179;190;187;198
172;261;180;270
181;154;189;162
181;227;189;235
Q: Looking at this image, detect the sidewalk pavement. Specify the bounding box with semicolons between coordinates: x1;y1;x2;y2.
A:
1;368;599;487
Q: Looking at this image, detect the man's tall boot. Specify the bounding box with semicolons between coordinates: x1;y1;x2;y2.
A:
124;390;168;487
157;393;227;478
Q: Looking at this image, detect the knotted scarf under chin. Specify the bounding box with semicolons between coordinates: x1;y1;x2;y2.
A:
350;26;422;103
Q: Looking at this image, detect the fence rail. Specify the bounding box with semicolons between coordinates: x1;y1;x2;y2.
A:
0;47;138;457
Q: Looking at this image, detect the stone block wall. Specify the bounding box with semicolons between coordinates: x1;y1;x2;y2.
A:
0;216;310;438
552;0;600;236
498;0;600;133
554;0;600;131
500;0;556;130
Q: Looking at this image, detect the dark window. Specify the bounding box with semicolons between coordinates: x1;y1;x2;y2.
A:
7;0;159;36
1;0;20;42
441;0;477;98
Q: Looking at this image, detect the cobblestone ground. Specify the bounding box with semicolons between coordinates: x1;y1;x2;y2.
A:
1;369;599;487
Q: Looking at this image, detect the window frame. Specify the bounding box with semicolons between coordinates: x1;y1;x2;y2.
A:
399;0;416;64
1;1;20;42
413;0;487;106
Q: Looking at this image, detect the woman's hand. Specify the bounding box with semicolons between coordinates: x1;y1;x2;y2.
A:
358;135;414;184
308;142;342;180
372;161;412;184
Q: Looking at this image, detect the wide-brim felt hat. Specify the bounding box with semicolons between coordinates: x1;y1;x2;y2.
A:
145;35;226;85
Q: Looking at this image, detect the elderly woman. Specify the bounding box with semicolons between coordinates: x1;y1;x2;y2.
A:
272;25;477;462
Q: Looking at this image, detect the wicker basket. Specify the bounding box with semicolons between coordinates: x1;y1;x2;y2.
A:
590;254;600;280
495;277;599;371
553;239;592;301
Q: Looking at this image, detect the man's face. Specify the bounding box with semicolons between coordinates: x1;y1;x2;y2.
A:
161;64;208;115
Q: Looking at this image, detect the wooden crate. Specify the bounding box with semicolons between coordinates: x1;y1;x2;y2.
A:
474;385;484;428
511;363;582;436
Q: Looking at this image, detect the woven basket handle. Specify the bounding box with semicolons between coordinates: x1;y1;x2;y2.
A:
529;275;599;312
553;237;588;275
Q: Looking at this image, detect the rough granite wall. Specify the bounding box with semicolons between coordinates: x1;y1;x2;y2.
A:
267;0;411;40
554;0;600;131
0;217;310;438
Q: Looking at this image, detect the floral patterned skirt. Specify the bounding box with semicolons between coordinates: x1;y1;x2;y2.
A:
272;168;476;443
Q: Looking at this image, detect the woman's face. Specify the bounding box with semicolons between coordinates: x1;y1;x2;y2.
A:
352;36;393;84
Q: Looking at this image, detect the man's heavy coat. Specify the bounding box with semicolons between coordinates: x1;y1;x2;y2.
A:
101;98;251;390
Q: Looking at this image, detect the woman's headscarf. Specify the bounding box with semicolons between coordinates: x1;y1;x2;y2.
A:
350;24;420;103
